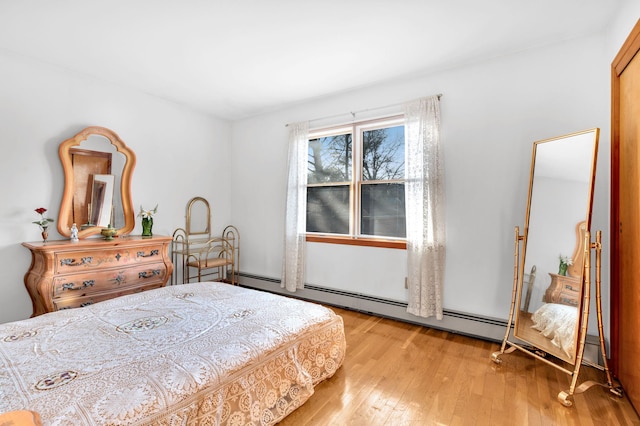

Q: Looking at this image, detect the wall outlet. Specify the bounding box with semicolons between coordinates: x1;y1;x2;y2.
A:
404;277;408;289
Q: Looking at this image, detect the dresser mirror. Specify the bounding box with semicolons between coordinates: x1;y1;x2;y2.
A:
57;126;136;239
514;128;599;364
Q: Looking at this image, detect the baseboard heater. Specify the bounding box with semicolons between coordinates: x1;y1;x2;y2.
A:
237;272;603;366
238;272;508;343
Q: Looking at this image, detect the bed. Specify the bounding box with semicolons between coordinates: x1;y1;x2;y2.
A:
530;302;578;359
528;270;582;360
0;282;346;425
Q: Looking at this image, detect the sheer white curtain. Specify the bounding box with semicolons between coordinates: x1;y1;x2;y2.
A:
281;121;309;292
404;96;445;319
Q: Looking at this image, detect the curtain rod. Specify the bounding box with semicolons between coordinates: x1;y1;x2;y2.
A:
285;93;443;127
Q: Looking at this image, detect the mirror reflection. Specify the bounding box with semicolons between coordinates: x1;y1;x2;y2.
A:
90;174;115;227
57;127;136;239
514;129;598;364
69;139;125;229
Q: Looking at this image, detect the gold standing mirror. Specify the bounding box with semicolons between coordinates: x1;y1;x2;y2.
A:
57;127;136;239
515;129;599;364
492;128;622;406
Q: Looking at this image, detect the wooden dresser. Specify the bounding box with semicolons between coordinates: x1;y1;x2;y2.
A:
544;273;581;307
22;235;173;317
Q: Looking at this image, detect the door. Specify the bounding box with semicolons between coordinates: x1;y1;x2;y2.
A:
611;18;640;413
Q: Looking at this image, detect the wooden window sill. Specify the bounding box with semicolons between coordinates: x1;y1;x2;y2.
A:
305;234;406;249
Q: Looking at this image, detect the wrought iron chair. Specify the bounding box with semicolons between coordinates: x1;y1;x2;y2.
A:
172;197;238;285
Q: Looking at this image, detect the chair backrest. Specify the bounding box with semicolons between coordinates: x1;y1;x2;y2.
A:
186;197;211;242
522;264;537;312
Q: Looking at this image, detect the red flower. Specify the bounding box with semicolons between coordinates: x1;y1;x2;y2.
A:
33;207;54;228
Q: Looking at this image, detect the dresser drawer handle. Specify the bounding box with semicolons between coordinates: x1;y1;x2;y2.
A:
112;272;126;285
139;269;161;279
60;257;93;267
62;280;95;291
137;250;159;258
560;297;578;306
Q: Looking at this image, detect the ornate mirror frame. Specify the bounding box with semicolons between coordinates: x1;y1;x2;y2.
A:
57;126;136;239
491;128;624;407
513;128;599;365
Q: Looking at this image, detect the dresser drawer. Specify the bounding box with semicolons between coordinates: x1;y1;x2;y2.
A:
52;262;168;299
53;282;165;311
559;285;580;306
54;244;166;274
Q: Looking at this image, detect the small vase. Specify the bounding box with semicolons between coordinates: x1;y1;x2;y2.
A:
41;227;49;243
558;263;568;276
141;217;153;238
101;225;117;241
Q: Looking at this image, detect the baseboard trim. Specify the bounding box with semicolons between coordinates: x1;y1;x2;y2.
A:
238;273;508;343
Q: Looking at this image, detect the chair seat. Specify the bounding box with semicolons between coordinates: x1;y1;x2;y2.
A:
186;257;231;269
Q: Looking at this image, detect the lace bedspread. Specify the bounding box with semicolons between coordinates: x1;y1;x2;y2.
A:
531;302;577;359
0;282;346;425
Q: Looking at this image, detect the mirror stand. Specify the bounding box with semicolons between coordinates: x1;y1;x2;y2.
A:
491;227;623;406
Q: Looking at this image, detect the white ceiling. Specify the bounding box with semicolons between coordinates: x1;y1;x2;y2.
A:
0;1;621;121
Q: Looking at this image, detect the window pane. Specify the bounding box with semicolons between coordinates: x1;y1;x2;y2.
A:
362;126;404;181
308;134;352;184
307;186;350;234
360;183;406;238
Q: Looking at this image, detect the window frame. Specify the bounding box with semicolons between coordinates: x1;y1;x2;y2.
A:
305;115;407;249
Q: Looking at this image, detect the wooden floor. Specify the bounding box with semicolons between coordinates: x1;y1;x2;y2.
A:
279;307;640;426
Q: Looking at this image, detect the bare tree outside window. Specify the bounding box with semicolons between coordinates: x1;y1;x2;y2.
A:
362;127;404;181
308;134;352;184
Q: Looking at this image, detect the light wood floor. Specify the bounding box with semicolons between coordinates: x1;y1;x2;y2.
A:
279;307;640;425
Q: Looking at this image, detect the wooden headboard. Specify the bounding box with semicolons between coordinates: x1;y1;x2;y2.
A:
543;220;586;307
566;220;587;278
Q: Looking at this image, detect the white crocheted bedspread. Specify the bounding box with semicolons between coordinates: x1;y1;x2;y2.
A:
531;302;578;359
0;282;346;425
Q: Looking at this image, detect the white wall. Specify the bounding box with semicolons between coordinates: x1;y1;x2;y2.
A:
231;34;611;333
0;51;232;323
607;1;640;54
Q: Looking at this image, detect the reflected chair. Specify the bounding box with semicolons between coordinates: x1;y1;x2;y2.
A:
522;265;537;313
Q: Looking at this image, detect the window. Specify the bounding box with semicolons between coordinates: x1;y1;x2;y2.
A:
306;116;406;242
